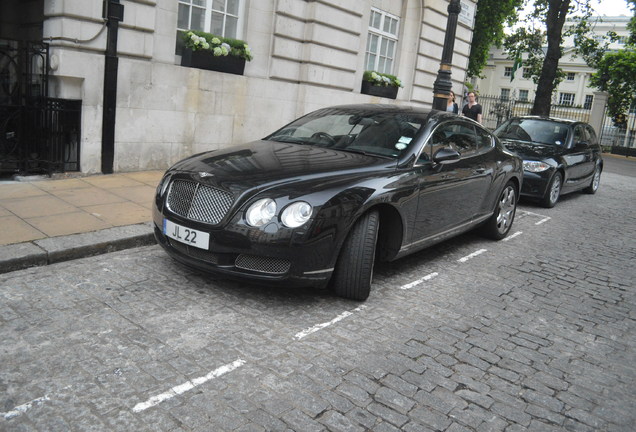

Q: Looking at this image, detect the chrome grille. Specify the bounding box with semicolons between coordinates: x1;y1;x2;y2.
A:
235;254;291;275
166;180;233;224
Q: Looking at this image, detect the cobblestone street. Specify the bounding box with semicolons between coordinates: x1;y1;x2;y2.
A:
1;172;634;431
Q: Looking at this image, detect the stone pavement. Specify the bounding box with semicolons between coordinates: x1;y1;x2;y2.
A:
0;170;163;274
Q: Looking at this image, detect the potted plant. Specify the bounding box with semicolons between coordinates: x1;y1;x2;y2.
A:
181;30;253;75
361;70;402;99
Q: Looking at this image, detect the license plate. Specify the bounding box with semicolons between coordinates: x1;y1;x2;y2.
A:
163;219;210;250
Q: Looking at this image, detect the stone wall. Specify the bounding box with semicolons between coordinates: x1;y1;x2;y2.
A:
40;0;476;174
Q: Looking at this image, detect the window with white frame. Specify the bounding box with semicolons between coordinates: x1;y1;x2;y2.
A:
504;67;512;77
523;68;531;79
365;8;399;74
500;88;511;100
559;93;575;106
566;72;575;81
584;95;593;109
177;0;241;38
519;89;529;102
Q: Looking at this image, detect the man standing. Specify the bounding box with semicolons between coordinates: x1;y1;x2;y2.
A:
462;91;482;124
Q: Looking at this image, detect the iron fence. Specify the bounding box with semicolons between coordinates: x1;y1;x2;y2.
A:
475;94;593;131
1;39;81;176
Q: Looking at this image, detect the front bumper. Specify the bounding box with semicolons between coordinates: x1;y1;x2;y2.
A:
520;170;553;199
153;205;338;289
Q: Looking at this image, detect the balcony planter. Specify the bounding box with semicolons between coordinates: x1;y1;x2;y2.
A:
180;30;253;76
361;70;402;99
360;81;398;99
181;49;246;75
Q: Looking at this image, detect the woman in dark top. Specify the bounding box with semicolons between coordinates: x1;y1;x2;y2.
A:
446;91;459;114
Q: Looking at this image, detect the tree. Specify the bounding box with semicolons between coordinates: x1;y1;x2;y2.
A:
467;0;524;78
503;0;602;116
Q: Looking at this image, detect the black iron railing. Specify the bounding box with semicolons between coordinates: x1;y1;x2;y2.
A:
1;39;81;176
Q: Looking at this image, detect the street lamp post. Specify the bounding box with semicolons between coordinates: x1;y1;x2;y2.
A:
432;0;462;111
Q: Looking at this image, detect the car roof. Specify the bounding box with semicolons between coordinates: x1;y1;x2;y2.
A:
320;104;469;124
509;115;582;126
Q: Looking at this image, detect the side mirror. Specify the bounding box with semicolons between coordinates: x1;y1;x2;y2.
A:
433;147;461;164
574;141;589;149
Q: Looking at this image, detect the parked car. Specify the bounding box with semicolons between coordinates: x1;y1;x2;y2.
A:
153;104;523;301
494;116;603;208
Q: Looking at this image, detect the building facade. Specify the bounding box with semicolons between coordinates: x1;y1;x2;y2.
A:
0;0;477;175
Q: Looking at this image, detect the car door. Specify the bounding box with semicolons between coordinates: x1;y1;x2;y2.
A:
564;124;595;189
408;121;492;247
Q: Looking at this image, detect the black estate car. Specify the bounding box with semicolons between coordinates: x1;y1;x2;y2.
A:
153;104;523;300
494;116;603;207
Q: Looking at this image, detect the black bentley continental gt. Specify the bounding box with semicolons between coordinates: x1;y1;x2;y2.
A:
153;104;523;300
494;116;603;208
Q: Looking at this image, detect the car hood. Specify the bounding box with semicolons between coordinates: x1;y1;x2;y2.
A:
500;139;562;160
168;140;393;194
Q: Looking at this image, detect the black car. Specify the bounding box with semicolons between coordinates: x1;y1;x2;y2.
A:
153;104;523;300
494;116;603;207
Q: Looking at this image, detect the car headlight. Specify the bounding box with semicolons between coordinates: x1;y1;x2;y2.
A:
281;201;313;228
523;161;551;172
245;198;277;227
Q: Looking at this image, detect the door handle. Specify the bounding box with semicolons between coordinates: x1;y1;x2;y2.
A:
474;167;486;174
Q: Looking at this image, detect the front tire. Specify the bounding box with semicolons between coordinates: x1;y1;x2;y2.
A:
331;210;379;301
540;171;562;208
481;181;517;240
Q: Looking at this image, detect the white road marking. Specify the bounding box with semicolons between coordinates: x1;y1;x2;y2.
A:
400;272;439;290
535;217;551;225
458;249;488;263
520;210;550;218
294;306;366;340
503;231;523;242
132;359;245;413
2;396;50;420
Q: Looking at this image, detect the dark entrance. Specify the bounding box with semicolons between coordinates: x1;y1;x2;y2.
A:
0;39;81;177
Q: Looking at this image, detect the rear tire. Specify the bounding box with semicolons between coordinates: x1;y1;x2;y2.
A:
331;210;379;301
481;181;517;240
540;171;562;208
583;164;601;194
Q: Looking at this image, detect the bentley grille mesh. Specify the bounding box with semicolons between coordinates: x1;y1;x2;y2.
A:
166;180;233;224
235;254;291;275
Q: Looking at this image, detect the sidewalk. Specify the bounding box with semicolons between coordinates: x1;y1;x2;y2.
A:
0;170;164;274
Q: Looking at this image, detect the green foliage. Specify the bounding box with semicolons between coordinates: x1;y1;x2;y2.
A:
589;50;636;120
363;71;403;88
467;0;524;78
183;30;253;61
503;27;547;85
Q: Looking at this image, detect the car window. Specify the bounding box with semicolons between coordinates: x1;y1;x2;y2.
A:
420;122;478;163
265;108;425;159
573;125;587;145
475;127;494;151
585;125;598;145
494;119;570;146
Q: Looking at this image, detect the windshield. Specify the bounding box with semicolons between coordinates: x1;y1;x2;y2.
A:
265;108;426;159
494;119;570;146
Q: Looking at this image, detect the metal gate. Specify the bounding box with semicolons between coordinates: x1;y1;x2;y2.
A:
0;39;81;176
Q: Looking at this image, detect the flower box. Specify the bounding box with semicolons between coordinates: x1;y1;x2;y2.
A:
181;49;246;75
361;81;398;99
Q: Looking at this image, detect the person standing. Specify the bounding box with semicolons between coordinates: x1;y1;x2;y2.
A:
462;91;482;123
446;91;459;114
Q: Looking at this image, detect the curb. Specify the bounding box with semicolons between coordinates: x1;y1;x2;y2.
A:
0;223;157;275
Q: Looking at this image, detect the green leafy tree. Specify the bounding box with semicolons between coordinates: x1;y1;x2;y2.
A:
503;0;602;116
467;0;524;78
